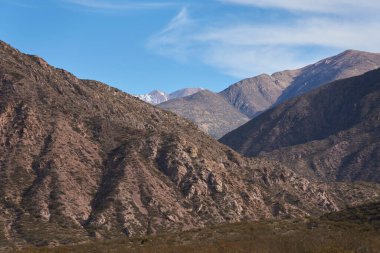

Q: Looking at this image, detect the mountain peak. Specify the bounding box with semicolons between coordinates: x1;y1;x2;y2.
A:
340;49;373;56
274;49;380;104
136;90;168;104
159;89;250;138
136;87;204;105
321;49;380;65
168;87;204;100
191;89;214;97
149;89;167;96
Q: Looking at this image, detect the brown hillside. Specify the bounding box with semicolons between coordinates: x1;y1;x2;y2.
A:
2;41;374;248
220;68;380;182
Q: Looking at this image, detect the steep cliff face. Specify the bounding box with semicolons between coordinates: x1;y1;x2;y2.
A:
2;41;371;248
220;68;380;182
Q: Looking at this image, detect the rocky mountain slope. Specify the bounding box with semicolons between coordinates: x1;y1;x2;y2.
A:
220;68;380;182
136;88;203;105
160;50;380;137
221;50;380;118
220;71;297;118
3;40;377;248
276;50;380;104
159;90;250;138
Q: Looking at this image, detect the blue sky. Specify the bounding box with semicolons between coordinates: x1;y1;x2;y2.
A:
1;0;380;94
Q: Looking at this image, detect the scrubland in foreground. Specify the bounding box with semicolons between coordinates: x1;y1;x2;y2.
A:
13;210;380;253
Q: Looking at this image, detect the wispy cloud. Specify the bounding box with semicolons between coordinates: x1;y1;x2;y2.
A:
148;7;197;62
147;1;380;80
161;8;193;33
219;0;380;14
203;45;311;78
196;18;380;51
63;0;176;10
196;16;380;76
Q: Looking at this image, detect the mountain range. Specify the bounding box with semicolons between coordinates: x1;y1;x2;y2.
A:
3;40;379;248
1;40;380;251
220;67;380;183
159;50;380;138
136;88;204;105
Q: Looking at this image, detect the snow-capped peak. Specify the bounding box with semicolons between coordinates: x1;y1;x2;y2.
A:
136;88;204;105
135;90;169;105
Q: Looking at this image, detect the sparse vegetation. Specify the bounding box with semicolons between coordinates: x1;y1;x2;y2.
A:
10;214;380;253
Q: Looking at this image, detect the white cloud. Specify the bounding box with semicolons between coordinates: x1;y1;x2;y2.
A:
63;0;175;10
147;7;197;62
161;8;193;33
196;18;380;51
219;0;380;14
148;3;380;79
203;46;310;78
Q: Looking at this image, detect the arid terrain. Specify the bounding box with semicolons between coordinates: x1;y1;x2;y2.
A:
221;68;380;183
0;39;379;253
11;202;380;253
